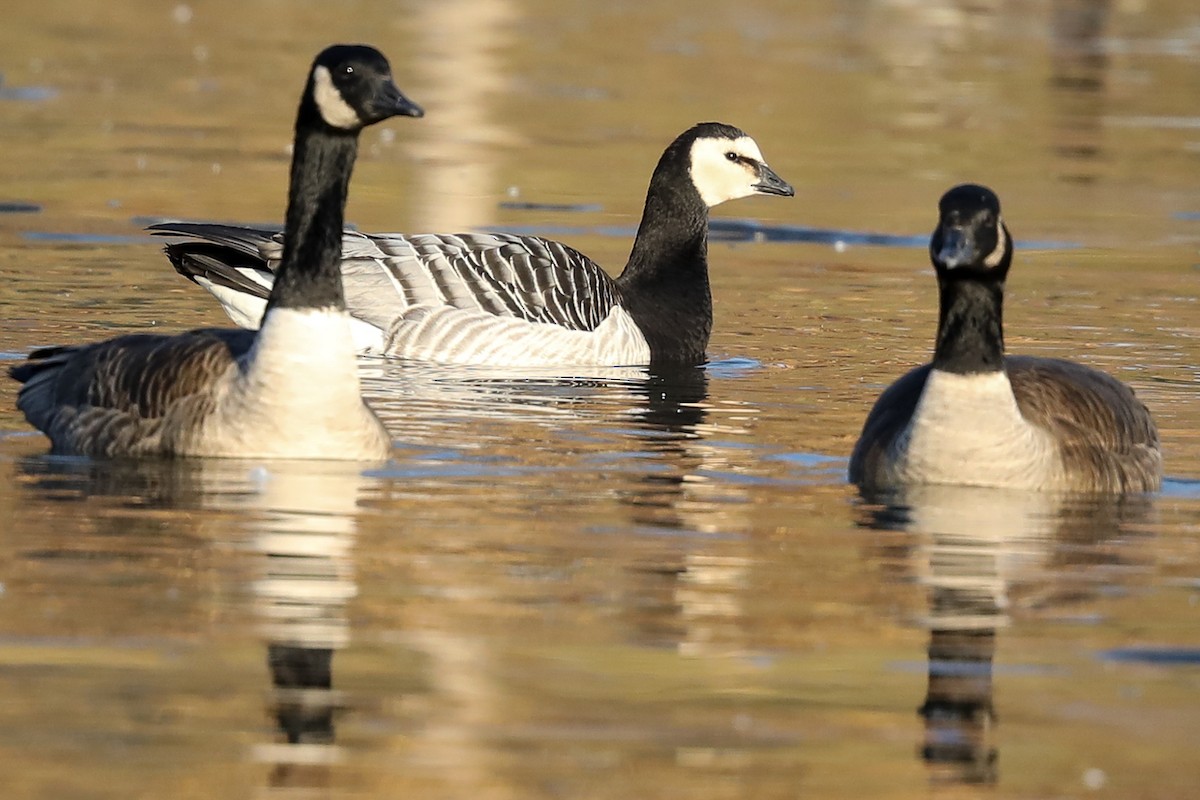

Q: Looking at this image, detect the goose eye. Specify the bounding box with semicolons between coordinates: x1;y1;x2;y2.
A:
725;151;739;162
343;65;355;75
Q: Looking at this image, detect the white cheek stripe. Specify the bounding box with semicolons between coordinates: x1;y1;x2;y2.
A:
984;220;1008;267
312;65;362;130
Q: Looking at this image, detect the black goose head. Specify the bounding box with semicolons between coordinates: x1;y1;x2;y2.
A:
659;122;794;209
930;184;1012;280
302;44;424;132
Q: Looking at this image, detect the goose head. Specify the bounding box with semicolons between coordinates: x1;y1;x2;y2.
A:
305;44;424;131
683;122;794;208
931;184;1013;279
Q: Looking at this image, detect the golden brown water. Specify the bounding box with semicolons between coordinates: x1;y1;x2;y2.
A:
1;1;1199;798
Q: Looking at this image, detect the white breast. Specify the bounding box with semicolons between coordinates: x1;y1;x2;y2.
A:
383;304;652;367
889;370;1061;491
182;308;389;459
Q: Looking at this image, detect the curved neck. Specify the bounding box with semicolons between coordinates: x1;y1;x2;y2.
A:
933;277;1006;374
614;172;713;364
617;172;709;286
267;121;357;313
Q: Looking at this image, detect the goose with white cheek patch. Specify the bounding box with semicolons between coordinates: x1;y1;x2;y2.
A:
8;44;423;460
849;184;1161;493
149;121;794;367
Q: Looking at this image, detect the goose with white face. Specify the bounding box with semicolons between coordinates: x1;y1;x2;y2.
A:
690;135;794;207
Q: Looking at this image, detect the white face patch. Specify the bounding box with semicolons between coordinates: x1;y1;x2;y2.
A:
312;65;362;130
983;218;1008;268
690;135;767;207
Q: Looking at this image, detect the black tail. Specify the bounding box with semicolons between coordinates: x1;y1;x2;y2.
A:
148;222;280;299
9;346;70;384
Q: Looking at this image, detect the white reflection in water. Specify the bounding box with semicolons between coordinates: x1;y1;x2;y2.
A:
409;0;521;231
195;462;367;785
859;483;1154;786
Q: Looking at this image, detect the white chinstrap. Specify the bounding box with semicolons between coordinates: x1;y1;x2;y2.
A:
312;66;362;130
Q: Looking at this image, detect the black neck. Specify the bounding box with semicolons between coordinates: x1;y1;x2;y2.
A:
266;120;357;313
615;172;712;364
932;276;1006;374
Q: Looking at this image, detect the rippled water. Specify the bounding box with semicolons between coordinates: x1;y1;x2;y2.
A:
1;1;1199;797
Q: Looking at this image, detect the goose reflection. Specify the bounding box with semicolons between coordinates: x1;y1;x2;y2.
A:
1049;0;1112;184
857;484;1153;785
612;365;764;659
12;454;368;790
221;461;365;789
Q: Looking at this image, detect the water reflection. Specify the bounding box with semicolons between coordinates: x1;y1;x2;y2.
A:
858;484;1154;786
226;463;365;791
409;0;520;231
13;455;367;793
1049;0;1112;184
365;360;756;660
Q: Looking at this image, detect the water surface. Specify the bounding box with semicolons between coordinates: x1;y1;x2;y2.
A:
1;1;1198;798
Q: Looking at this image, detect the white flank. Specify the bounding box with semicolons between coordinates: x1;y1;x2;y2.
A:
197;275;385;354
690;136;767;207
887;370;1061;491
312;66;361;130
196;276;269;330
189;308;389;460
385;304;652;367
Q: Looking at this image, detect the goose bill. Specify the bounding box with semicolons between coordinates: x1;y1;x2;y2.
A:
936;227;977;269
752;163;794;197
372;80;424;121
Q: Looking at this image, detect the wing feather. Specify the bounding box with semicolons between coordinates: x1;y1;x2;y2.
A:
10;329;254;457
1006;356;1160;492
150;224;624;339
848;365;931;486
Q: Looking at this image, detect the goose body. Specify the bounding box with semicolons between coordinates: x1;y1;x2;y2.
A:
9;44;424;460
152;122;794;367
849;184;1161;494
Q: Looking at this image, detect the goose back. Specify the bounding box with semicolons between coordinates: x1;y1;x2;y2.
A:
10;330;253;458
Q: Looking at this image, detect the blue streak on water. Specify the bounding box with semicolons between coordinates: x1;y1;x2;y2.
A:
0;202;41;214
370;463;540;480
769;451;846;467
499;201;604;213
0;85;58;102
1161;477;1200;498
490;219;1082;250
1175;212;1200;221
22;231;157;245
706;357;763;378
693;467;837;487
888;659;1062;676
1098;647;1200;666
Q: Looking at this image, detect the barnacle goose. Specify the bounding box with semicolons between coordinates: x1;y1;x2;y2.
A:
8;44;423;459
849;184;1161;493
150;121;794;367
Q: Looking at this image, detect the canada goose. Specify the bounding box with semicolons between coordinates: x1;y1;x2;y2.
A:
849;184;1161;493
149;121;794;367
9;44;424;460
